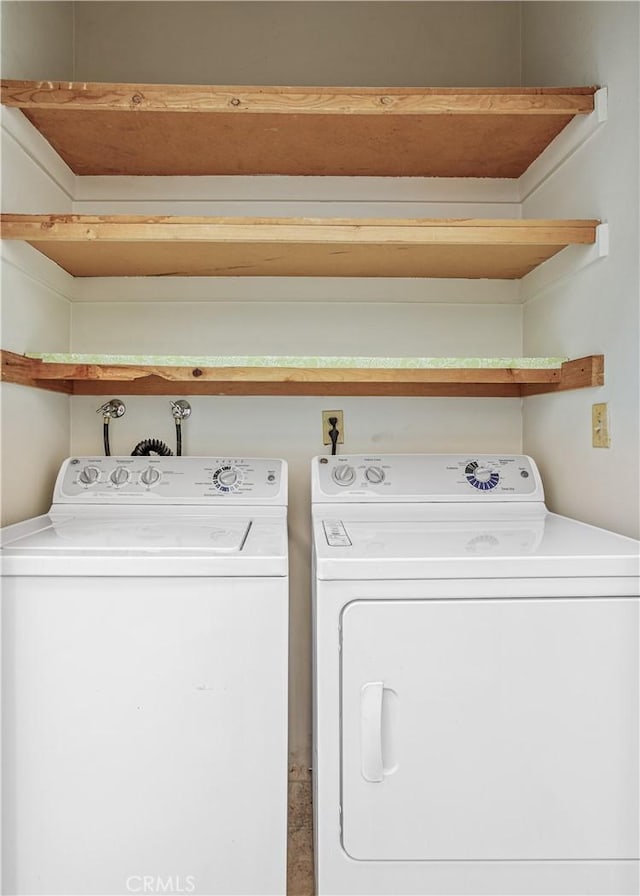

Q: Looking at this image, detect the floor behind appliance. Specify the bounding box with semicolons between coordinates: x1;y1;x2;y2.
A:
311;453;640;896
1;455;289;896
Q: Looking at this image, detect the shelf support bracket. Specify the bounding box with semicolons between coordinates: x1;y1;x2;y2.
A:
594;86;608;123
595;221;610;258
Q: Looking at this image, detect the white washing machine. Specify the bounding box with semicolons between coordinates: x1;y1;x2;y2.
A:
1;455;288;896
311;454;639;896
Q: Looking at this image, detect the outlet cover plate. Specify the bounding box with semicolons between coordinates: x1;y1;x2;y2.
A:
592;402;610;448
322;410;344;446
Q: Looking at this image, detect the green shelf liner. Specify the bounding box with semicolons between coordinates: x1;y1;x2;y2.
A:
26;354;568;370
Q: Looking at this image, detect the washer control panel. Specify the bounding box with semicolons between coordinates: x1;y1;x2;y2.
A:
54;457;286;504
313;454;544;502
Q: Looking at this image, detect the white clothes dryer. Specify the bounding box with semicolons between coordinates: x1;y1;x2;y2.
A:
311;454;639;896
1;455;289;896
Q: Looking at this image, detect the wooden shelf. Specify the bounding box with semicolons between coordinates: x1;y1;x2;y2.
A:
1;351;604;397
0;215;599;279
1;81;596;178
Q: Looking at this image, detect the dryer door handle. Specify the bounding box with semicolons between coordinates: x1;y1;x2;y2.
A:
361;681;384;783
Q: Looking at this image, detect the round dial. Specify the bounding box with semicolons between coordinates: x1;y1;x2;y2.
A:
332;464;356;487
364;465;385;484
78;465;100;485
110;466;130;486
212;465;241;492
218;469;238;487
465;460;500;491
140;467;161;486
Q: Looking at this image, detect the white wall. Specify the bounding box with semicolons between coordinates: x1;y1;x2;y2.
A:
0;1;74;81
0;1;74;526
74;0;521;86
0;243;72;525
521;2;640;538
0;235;73;530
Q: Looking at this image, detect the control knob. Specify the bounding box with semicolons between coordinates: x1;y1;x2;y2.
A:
217;468;238;487
78;465;100;485
465;460;500;491
110;466;130;486
140;467;161;486
474;467;495;483
365;465;385;484
332;464;356;486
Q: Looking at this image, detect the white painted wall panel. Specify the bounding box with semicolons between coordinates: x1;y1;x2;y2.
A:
0;248;71;525
73;175;520;205
71;174;521;221
0;1;73;81
0;385;70;526
1;109;75;214
0;0;74;525
2;249;71;354
74;276;520;306
73;1;521;87
71;301;522;357
522;1;639;538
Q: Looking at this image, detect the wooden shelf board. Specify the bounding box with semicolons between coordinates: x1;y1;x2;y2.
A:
0;215;599;279
1;81;596;177
0;351;604;398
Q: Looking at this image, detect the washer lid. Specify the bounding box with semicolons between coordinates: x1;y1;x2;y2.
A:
313;511;640;580
2;515;252;553
1;511;288;577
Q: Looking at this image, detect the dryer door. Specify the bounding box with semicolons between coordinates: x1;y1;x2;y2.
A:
340;597;638;861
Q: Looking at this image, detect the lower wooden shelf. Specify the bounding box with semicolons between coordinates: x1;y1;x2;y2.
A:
0;351;604;397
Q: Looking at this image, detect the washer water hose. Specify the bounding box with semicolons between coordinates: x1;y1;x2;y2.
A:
131;438;173;456
95;399;191;456
171;400;192;456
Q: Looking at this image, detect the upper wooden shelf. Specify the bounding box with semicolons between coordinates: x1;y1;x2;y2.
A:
0;215;599;279
0;80;596;178
0;351;604;398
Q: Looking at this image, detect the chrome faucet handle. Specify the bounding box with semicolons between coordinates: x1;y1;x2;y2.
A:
170;400;191;421
96;399;126;419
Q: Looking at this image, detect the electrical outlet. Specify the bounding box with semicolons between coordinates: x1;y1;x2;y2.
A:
322;410;344;446
592;402;610;448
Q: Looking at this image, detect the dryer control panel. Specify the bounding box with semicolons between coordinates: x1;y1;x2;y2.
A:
312;454;544;503
53;456;287;505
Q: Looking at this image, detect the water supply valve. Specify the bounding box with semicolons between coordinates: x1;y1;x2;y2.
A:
96;399;126;455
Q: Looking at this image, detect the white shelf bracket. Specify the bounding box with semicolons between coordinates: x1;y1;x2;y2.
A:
595;222;610;258
594;87;608;123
